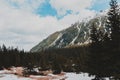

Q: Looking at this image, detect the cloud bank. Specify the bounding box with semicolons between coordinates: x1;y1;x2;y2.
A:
50;0;94;15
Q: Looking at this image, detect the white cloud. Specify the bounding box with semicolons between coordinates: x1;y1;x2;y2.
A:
0;0;62;51
50;0;94;16
0;0;96;51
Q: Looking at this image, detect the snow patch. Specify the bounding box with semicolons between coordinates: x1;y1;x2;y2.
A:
0;70;110;80
70;24;81;44
98;17;102;28
60;39;64;43
66;73;94;80
84;31;87;39
0;74;31;80
49;33;63;47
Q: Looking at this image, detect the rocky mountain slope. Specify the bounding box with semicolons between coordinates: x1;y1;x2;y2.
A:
30;12;107;52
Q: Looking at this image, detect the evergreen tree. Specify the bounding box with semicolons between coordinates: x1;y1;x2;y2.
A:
107;0;120;46
2;44;7;52
105;0;120;78
52;60;61;74
85;23;105;78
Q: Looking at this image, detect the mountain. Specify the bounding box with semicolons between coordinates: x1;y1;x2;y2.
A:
30;12;107;52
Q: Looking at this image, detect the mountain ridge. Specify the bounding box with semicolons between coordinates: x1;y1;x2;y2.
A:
30;12;107;52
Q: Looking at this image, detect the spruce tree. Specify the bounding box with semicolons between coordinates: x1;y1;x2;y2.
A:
105;0;120;78
107;0;120;47
86;23;105;78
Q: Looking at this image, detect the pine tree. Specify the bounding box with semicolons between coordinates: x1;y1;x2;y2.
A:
105;0;120;78
2;44;7;52
85;23;105;78
107;0;120;48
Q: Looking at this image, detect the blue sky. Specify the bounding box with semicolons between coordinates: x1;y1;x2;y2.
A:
36;0;57;17
34;0;119;19
35;0;109;18
36;0;118;17
0;0;120;51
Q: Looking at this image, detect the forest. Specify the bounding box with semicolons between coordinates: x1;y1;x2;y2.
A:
0;0;120;79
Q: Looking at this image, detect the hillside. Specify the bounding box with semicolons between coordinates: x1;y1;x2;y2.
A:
30;12;107;52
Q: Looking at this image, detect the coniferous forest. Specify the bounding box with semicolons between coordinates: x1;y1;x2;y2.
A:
0;0;120;79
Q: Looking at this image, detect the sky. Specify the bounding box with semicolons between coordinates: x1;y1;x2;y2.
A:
0;0;120;51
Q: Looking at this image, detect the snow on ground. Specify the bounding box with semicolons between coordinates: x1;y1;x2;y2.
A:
66;73;110;80
0;70;110;80
0;74;31;80
0;70;31;80
66;73;95;80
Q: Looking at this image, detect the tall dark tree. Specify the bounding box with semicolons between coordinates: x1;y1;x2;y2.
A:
105;0;120;78
107;0;120;46
2;44;7;52
85;23;106;79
